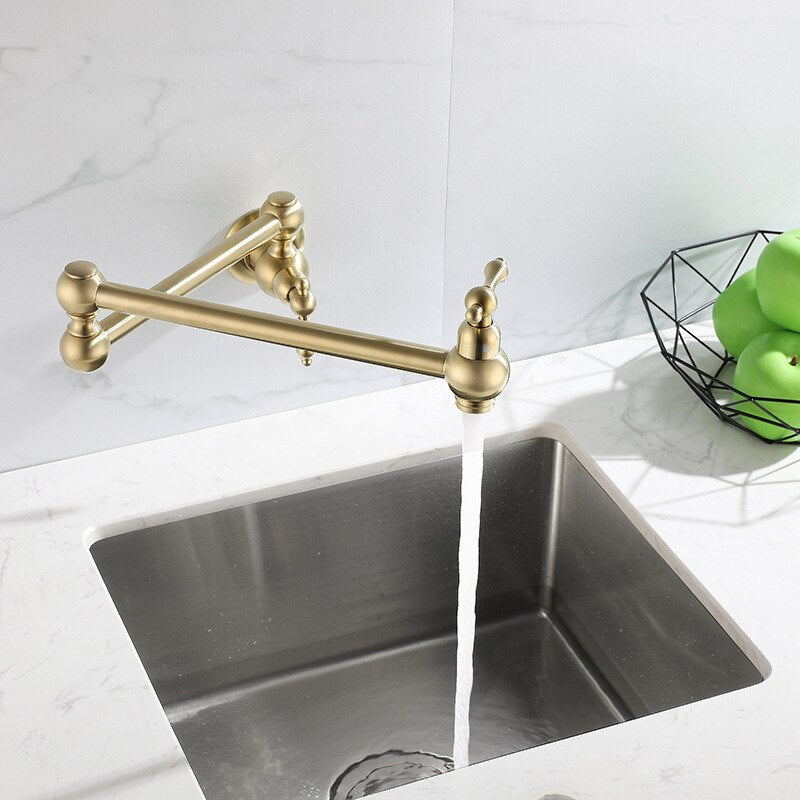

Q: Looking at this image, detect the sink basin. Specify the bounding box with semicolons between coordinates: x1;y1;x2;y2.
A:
90;428;765;799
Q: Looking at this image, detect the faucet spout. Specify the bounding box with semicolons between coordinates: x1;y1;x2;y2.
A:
444;258;511;413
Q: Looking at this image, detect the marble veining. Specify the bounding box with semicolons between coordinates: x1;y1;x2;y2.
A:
0;0;452;472
2;331;800;798
7;0;800;476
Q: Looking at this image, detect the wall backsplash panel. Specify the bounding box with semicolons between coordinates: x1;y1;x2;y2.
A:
0;1;453;471
4;0;800;471
442;0;800;365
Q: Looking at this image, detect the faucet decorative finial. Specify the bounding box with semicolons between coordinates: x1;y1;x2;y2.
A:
55;191;511;413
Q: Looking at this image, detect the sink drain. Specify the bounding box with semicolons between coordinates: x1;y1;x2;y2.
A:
329;750;453;799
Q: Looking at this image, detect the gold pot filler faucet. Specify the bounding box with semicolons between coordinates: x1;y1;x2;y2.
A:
56;191;510;413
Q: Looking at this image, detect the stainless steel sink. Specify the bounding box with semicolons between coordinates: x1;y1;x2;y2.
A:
90;429;765;800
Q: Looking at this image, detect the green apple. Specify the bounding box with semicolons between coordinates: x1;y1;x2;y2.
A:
756;229;800;331
733;330;800;440
712;269;780;358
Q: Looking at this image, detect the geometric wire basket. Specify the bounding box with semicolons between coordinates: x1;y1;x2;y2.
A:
641;229;800;444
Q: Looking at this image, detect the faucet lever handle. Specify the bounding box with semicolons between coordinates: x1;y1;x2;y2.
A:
483;257;509;291
464;257;508;328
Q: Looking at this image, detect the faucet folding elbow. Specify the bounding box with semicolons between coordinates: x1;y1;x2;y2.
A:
56;260;110;372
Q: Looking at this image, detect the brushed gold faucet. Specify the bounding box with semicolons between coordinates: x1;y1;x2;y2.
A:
56;191;510;413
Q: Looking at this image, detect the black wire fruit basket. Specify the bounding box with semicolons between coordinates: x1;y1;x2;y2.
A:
641;229;800;444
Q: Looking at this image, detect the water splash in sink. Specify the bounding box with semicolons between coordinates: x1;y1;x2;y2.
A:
329;750;452;798
453;411;486;768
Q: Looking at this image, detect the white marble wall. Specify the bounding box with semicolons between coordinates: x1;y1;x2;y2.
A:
0;0;452;472
4;0;800;472
443;0;800;360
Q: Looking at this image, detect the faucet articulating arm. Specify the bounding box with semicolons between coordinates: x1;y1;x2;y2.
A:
443;258;511;413
55;192;510;415
72;191;316;369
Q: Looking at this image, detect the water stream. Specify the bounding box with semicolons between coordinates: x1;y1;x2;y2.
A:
330;412;487;796
453;411;487;769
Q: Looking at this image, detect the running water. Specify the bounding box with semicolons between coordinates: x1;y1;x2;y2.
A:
452;411;486;769
326;412;487;796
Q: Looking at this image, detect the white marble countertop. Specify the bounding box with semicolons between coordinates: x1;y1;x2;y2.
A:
2;330;799;800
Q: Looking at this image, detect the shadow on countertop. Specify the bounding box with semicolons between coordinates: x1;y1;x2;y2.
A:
538;348;799;480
